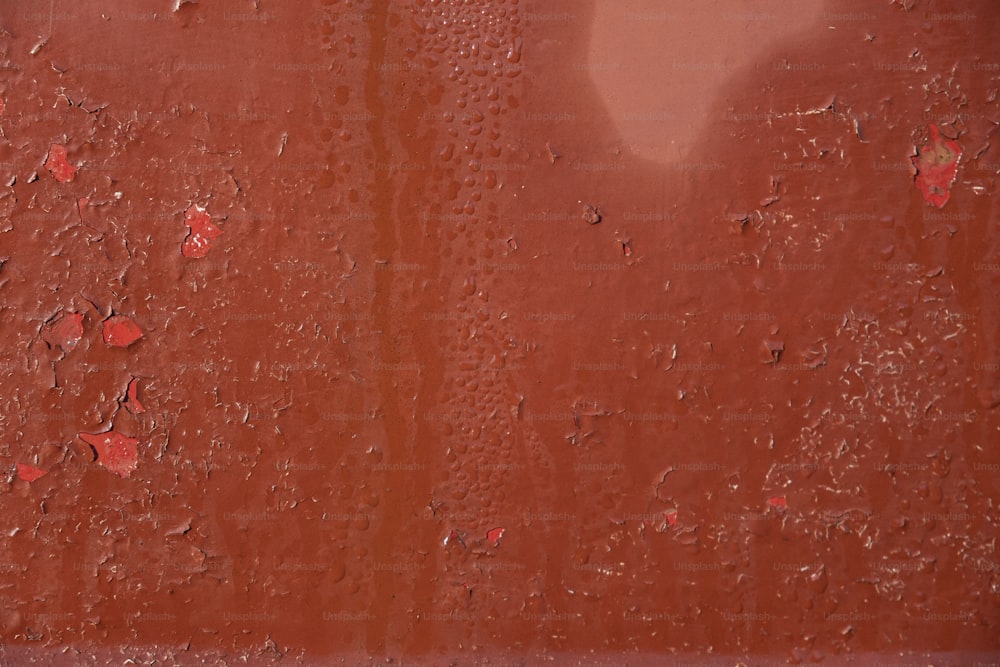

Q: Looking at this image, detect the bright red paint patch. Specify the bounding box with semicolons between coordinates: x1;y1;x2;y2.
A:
911;124;962;208
78;431;139;478
102;315;143;347
767;496;788;510
487;527;505;545
44;143;77;183
43;312;84;351
664;509;678;527
181;205;223;258
125;378;146;415
16;463;48;482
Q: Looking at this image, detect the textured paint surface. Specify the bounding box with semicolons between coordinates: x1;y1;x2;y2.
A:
1;0;998;665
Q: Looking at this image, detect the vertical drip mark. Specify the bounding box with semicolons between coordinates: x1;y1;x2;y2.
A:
363;3;404;655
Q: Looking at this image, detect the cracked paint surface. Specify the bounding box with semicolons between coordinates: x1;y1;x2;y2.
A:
0;0;998;665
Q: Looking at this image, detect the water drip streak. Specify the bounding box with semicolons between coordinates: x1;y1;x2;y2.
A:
364;4;406;654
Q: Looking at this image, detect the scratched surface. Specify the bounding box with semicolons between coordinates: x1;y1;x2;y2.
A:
1;0;998;665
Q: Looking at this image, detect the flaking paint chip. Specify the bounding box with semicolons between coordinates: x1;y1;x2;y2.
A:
763;339;785;364
44;312;84;352
911;123;961;208
181;205;223;258
103;315;143;347
767;496;788;510
78;431;139;478
487;527;505;546
125;378;146;415
582;204;601;225
44;144;77;183
16;463;48;482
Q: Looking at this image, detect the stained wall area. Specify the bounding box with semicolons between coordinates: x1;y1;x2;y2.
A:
0;0;998;665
